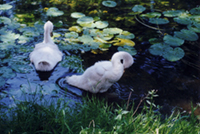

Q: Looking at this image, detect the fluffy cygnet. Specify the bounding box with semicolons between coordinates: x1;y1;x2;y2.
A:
65;51;134;93
29;21;63;71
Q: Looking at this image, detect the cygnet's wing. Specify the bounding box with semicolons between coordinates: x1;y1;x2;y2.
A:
94;61;112;76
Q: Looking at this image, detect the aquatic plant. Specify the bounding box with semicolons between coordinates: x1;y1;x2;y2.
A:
62;12;136;55
46;7;64;17
132;4;200;61
0;4;12;10
102;1;117;8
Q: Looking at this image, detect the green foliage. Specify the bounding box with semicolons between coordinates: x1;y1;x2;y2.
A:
148;18;169;24
174;29;199;41
102;1;117;7
132;5;146;13
0;4;12;10
46;7;64;17
1;91;199;133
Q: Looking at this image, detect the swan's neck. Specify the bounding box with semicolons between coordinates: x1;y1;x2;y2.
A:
43;28;54;44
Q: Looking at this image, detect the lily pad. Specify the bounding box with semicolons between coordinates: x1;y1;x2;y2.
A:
163;10;184;17
65;32;79;39
173;17;192;25
69;26;83;33
102;1;117;8
149;38;163;44
71;12;85;18
103;28;123;34
78;35;93;44
163;47;185;62
18;35;32;44
0;77;5;87
163;35;184;46
113;38;135;46
77;16;94;24
190;7;200;15
149;43;170;56
118;45;137;55
46;7;64;17
0;67;16;79
116;31;135;39
0;4;12;10
174;29;199;41
0;31;20;43
132;5;146;13
187;23;200;33
149;18;169;24
94;21;109;29
0;42;17;50
140;12;161;18
0;17;11;25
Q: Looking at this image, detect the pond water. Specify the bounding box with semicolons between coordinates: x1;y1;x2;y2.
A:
0;0;200;115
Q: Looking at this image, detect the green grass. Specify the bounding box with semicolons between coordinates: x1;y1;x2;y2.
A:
0;93;200;134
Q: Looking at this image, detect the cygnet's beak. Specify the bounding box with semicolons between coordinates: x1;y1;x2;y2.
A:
51;32;53;37
123;70;125;73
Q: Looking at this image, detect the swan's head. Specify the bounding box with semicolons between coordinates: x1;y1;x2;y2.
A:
44;21;53;37
111;51;134;69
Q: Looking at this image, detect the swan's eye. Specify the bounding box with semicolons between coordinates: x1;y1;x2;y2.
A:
120;59;123;64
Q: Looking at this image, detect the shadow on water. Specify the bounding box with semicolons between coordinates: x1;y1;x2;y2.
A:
0;0;200;116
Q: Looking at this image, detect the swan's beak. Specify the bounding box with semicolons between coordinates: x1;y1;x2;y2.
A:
51;32;53;37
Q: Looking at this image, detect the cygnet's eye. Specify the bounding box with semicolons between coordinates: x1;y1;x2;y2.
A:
120;59;124;64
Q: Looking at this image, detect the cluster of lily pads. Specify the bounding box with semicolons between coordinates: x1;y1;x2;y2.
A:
132;5;200;62
60;11;137;55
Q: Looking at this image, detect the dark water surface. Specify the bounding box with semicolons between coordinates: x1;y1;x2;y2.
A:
0;0;200;115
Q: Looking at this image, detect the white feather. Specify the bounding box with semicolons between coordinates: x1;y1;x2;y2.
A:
66;51;134;93
29;21;63;71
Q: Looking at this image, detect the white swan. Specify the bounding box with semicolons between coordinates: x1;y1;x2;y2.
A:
29;21;63;71
65;51;134;93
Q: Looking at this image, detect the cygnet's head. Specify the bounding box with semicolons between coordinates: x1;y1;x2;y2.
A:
44;21;53;36
111;51;134;69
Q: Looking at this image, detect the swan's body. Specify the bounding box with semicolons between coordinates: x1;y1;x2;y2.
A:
29;21;63;71
66;51;134;93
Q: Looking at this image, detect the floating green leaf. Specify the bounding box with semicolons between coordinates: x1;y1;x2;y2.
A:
78;35;93;44
149;38;163;44
102;1;117;7
132;5;146;13
94;21;109;29
116;31;135;39
69;26;83;33
77;16;94;24
174;29;199;41
0;4;12;10
65;32;79;39
187;23;200;33
190;7;200;15
163;35;184;46
163;10;184;17
149;18;169;24
173;17;192;25
163;47;185;62
113;38;135;46
0;17;11;24
103;28;123;34
46;7;64;17
149;43;169;56
140;12;161;18
0;31;20;42
118;45;137;55
71;12;85;18
0;77;5;87
0;67;16;79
